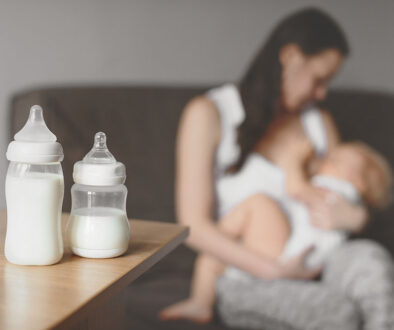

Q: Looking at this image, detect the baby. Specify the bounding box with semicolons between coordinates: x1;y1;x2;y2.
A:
159;141;392;323
279;142;392;268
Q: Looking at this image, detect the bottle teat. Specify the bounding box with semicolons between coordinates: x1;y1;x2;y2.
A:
14;105;57;142
73;132;126;186
6;105;63;163
83;132;115;164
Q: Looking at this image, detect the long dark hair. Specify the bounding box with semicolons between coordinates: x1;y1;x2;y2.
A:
233;7;349;172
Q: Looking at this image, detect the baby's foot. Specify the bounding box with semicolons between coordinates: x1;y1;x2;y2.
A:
158;299;213;323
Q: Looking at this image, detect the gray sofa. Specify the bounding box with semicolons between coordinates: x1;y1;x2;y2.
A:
10;86;394;329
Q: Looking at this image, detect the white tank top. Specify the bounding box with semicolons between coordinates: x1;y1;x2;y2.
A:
207;84;328;217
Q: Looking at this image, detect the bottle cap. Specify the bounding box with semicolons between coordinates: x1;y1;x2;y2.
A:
6;105;63;163
73;132;126;186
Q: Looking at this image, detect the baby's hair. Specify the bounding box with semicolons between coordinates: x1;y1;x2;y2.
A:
345;141;393;209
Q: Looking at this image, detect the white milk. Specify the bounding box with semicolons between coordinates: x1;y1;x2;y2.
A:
5;172;64;265
66;207;130;258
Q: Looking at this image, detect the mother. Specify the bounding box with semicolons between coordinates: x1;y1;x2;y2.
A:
175;7;394;329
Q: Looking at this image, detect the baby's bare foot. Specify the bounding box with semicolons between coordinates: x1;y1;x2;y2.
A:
158;299;213;323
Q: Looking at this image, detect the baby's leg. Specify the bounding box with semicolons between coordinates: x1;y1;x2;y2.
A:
239;193;291;260
183;193;292;310
159;197;254;323
159;193;290;323
159;253;224;323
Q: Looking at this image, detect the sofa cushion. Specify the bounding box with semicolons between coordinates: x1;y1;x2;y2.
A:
11;86;207;222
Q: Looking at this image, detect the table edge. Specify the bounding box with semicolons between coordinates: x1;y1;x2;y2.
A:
53;226;189;329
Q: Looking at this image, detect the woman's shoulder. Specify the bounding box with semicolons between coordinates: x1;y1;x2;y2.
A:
178;83;242;149
182;95;221;127
179;95;221;146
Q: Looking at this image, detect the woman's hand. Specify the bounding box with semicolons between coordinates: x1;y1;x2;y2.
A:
308;191;368;232
275;246;322;280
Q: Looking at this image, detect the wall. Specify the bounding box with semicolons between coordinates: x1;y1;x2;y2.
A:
0;0;393;207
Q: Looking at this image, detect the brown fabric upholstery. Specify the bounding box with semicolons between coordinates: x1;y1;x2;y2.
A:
11;86;207;222
10;86;394;329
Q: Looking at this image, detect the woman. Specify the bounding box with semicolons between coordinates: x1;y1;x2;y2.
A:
164;7;394;329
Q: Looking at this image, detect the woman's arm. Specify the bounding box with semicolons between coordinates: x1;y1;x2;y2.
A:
308;193;368;233
176;97;319;280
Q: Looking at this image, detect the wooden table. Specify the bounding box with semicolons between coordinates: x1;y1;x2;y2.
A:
0;210;188;330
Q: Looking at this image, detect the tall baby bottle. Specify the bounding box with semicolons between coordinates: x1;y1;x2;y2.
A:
66;132;130;258
5;105;64;265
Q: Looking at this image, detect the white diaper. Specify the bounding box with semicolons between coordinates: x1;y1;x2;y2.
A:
279;175;361;268
216;153;286;218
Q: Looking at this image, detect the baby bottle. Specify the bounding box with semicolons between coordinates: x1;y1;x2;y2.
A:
5;105;64;265
66;132;130;258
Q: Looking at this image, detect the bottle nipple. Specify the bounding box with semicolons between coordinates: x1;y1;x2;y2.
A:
83;132;115;164
14;105;57;142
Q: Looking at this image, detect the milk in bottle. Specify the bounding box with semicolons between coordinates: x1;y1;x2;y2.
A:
5;105;64;265
66;132;130;258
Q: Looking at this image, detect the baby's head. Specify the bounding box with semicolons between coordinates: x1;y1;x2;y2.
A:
319;142;392;209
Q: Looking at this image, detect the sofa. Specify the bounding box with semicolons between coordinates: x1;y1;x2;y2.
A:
10;85;394;329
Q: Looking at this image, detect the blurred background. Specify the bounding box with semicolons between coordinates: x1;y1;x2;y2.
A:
2;2;394;329
0;0;393;209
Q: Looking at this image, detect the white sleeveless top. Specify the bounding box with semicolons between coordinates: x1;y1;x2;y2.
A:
207;84;328;217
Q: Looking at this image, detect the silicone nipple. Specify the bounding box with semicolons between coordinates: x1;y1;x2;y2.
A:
83;132;115;164
14;105;57;142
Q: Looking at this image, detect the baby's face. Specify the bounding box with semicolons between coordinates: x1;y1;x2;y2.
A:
319;146;369;195
319;144;390;208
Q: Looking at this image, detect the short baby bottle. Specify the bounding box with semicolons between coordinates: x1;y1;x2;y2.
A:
5;105;64;265
66;132;130;258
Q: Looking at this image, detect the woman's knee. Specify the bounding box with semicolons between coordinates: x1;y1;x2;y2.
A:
346;239;392;259
216;275;362;330
330;239;392;265
327;301;361;330
349;240;394;276
324;239;394;285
